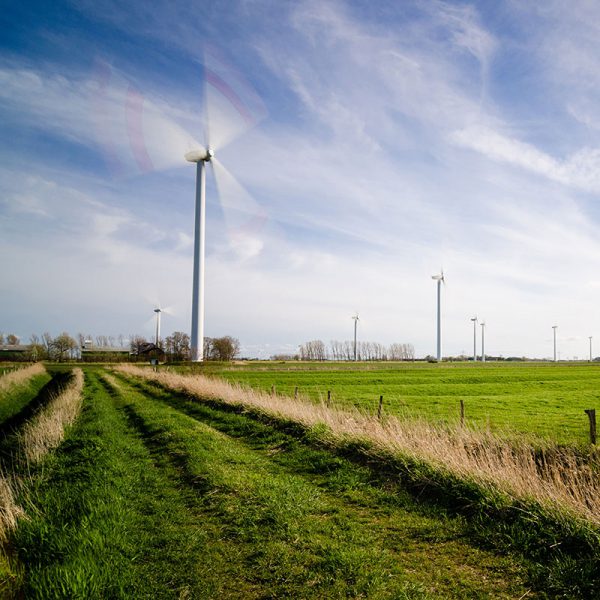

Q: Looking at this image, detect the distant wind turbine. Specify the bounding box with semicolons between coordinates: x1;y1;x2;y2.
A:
152;302;174;346
471;316;478;362
431;271;445;362
352;314;359;361
552;325;558;362
589;336;593;363
480;321;486;363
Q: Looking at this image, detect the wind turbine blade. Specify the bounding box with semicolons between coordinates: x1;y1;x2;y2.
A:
212;157;268;259
203;46;267;152
92;58;200;177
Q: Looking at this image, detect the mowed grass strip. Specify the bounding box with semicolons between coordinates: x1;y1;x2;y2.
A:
0;366;51;429
110;372;532;599
10;370;270;599
193;362;600;444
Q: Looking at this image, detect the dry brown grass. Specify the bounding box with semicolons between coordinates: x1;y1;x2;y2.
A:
18;369;84;464
0;475;24;545
0;369;85;545
117;364;600;527
0;364;45;396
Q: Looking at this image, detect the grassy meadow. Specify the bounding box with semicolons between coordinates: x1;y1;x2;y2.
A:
191;360;600;445
0;362;598;598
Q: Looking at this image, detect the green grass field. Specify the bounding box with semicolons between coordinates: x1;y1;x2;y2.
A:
1;365;598;598
189;361;600;445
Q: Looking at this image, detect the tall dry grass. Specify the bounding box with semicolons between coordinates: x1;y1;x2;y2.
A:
18;369;84;464
0;363;45;396
0;369;84;544
117;364;600;527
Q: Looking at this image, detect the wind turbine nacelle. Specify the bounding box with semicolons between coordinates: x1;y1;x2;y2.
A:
185;148;214;163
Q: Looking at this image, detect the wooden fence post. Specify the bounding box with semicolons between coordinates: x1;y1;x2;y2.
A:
460;399;465;426
377;395;383;420
294;386;298;400
585;409;596;444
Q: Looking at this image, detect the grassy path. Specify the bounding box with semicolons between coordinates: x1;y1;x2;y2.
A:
109;373;533;599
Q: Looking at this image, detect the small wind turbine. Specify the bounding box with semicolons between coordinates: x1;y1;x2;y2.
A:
431;271;445;362
151;303;174;346
552;325;558;362
471;316;478;362
589;336;593;362
352;314;359;361
480;321;486;363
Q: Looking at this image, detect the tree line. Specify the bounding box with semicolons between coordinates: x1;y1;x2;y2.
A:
298;340;415;361
0;331;240;363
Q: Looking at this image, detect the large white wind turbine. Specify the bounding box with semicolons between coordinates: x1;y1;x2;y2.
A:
431;272;445;361
185;52;266;361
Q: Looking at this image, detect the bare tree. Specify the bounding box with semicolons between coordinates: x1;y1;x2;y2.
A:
130;335;148;355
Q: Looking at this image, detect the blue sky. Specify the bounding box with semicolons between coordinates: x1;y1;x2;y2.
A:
2;0;600;359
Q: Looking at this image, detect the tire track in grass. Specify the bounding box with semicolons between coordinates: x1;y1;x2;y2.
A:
110;373;534;599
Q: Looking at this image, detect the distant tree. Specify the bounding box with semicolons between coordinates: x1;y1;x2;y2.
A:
42;332;53;359
208;336;240;361
52;332;78;362
203;337;214;360
0;333;4;345
6;334;19;345
96;335;109;347
26;342;45;361
299;340;326;361
130;335;148;355
165;331;190;361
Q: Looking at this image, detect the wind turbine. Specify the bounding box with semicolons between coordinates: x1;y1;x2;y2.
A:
431;272;445;362
480;321;486;363
184;51;266;362
154;308;162;346
151;302;174;347
352;314;359;361
589;336;593;362
552;325;558;362
471;316;478;362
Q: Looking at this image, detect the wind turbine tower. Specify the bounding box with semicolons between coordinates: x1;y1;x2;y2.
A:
431;272;444;361
481;321;486;363
552;325;558;362
589;336;593;362
352;314;359;361
185;147;214;361
154;308;162;347
471;316;478;362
